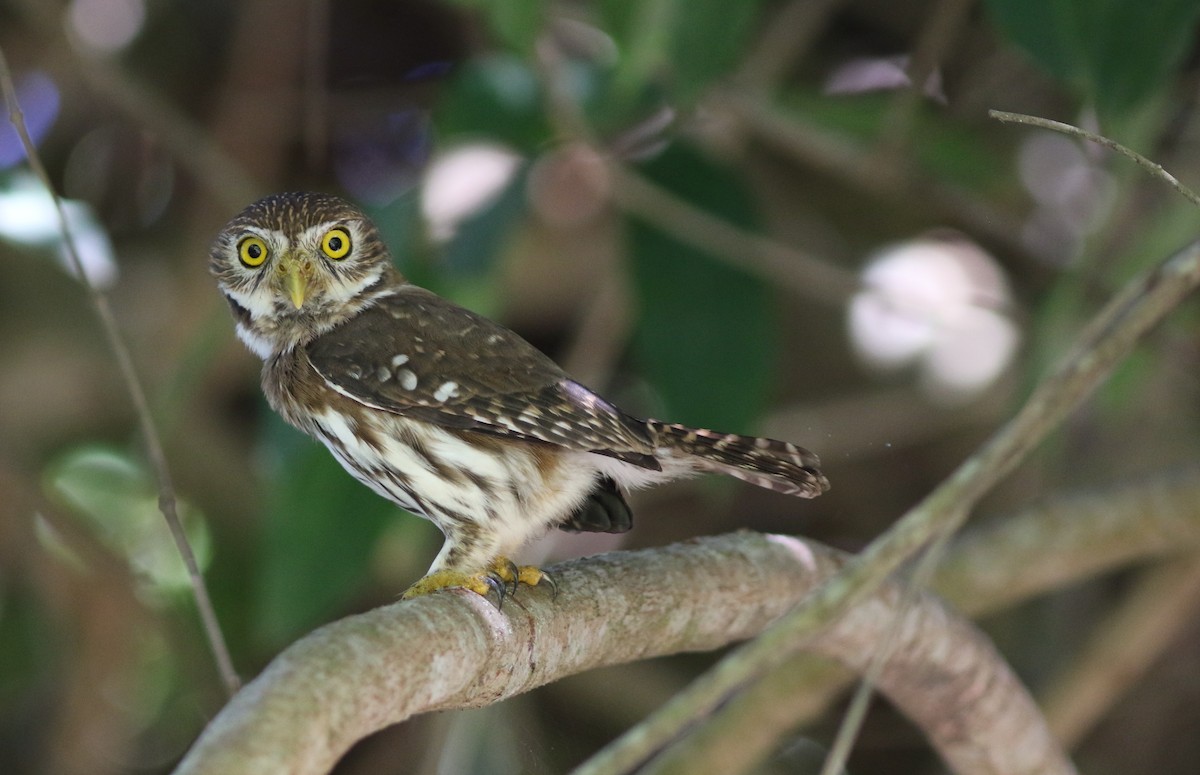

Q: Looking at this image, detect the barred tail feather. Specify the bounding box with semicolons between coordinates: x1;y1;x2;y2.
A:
649;421;829;498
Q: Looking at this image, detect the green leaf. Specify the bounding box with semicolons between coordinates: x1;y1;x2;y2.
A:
43;446;211;600
451;0;546;53
254;420;402;646
984;0;1200;121
600;0;763;106
627;143;777;433
779;90;1008;193
436;55;550;151
667;0;762;101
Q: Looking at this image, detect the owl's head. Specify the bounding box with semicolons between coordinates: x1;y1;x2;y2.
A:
210;192;399;358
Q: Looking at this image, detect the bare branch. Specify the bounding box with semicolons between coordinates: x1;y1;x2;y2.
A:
172;533;1070;775
937;465;1200;614
607;163;860;307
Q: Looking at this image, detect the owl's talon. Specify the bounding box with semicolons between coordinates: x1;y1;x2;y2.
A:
540;570;558;601
500;559;521;597
484;572;506;608
488;558;553;600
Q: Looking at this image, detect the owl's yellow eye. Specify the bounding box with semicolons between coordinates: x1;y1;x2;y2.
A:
238;236;268;267
321;228;352;260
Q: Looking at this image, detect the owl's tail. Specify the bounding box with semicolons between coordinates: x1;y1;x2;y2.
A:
649;421;829;498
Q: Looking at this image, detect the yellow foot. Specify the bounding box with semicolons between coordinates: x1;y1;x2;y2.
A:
401;558;556;606
401;569;495;600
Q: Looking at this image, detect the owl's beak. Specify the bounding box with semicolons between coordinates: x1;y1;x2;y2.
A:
277;253;312;309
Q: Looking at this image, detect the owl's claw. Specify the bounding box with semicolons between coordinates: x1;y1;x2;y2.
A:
499;558;521;598
488;558;552;603
539;570;559;601
484;568;509;608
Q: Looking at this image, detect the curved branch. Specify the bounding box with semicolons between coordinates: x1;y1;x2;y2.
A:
936;465;1200;615
172;533;1068;775
649;464;1200;774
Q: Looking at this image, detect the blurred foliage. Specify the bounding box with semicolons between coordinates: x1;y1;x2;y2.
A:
253;420;399;646
435;54;550;148
2;0;1200;774
629;144;777;432
983;0;1200;127
44;446;211;601
598;0;764;106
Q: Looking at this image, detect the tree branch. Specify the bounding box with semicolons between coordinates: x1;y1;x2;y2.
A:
936;465;1200;614
172;532;1069;775
643;464;1200;774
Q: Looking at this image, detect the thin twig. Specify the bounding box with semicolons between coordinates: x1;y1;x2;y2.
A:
608;164;860;307
989;110;1200;209
825;0;980;720
0;45;240;696
874;0;972;157
574;232;1200;773
817;523;957;775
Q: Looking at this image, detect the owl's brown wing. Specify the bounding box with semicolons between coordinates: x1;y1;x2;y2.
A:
305;286;660;468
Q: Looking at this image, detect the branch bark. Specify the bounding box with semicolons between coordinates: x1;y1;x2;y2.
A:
172;532;1069;775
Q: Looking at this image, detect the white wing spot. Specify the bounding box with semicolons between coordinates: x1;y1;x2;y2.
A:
391;354;410;367
433;381;460;402
398;368;419;390
377;366;392;382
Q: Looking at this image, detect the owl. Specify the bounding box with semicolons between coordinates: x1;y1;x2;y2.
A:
211;192;828;600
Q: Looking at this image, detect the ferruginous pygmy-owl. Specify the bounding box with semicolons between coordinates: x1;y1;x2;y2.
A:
211;192;829;600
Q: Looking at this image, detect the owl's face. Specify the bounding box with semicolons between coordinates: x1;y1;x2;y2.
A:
210;192;398;358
